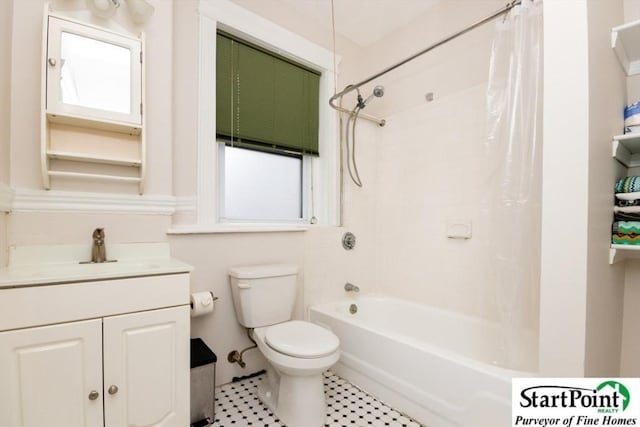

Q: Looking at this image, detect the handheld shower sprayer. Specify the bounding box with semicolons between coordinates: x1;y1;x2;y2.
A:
344;84;386;188
358;85;385;109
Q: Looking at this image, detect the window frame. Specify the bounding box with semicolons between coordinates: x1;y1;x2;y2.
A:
194;0;340;231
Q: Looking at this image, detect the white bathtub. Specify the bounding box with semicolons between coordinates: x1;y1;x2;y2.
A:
309;296;537;427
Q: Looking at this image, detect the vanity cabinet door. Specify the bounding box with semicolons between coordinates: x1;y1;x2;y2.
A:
0;319;104;427
103;306;190;427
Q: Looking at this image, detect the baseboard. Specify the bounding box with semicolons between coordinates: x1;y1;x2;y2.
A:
11;188;177;215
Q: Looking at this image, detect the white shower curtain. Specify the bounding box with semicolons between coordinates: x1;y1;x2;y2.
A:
485;0;543;371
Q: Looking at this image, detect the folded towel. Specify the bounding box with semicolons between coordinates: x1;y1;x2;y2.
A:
612;233;640;245
614;206;640;213
612;221;640;235
617;199;640;207
615;211;640;221
615;177;640;193
616;191;640;200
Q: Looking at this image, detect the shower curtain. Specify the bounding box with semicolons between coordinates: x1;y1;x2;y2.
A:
485;0;543;371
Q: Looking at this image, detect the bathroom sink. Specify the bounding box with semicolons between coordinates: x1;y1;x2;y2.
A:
0;243;192;289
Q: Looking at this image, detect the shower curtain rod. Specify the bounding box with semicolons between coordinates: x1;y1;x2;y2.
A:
329;0;523;127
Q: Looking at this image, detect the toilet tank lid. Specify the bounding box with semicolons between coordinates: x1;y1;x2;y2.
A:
228;264;298;279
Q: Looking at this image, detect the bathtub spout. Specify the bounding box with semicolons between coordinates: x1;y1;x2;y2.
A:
344;283;360;293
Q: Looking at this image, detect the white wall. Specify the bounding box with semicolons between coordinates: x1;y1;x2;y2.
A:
0;0;11;186
620;0;640;377
8;0;173;195
584;0;626;377
170;1;338;384
539;0;590;376
540;0;627;377
0;0;12;268
4;0;176;247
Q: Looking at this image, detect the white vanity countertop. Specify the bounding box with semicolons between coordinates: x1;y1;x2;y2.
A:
0;242;193;289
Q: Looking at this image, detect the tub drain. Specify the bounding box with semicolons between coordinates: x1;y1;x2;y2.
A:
349;304;358;314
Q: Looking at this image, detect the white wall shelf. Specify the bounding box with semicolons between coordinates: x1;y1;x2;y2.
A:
612;18;640;75
41;7;146;194
48;170;142;184
610;244;640;264
612;133;640;167
46;113;142;136
47;150;142;167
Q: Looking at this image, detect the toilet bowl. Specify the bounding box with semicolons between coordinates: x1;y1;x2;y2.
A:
252;321;340;427
228;264;341;427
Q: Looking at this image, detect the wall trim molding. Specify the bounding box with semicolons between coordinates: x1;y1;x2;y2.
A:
11;188;176;215
175;196;197;213
0;183;13;212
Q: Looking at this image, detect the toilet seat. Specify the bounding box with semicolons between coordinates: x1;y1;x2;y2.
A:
265;320;339;359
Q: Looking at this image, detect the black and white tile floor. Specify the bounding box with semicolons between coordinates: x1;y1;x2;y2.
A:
211;371;424;427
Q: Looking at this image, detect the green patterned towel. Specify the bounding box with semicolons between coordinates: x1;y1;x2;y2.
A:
615;176;640;193
612;221;640;235
612;233;640;245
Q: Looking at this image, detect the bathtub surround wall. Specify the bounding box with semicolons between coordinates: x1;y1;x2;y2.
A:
361;1;532;324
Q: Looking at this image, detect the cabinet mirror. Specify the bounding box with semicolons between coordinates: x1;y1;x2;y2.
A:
46;16;142;125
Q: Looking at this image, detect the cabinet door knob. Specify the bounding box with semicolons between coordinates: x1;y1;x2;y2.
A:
108;385;119;395
88;390;100;400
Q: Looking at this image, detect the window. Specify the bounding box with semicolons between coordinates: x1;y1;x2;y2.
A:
177;1;340;233
220;146;303;221
215;32;319;223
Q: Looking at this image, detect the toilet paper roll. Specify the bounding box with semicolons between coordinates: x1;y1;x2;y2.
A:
190;292;216;317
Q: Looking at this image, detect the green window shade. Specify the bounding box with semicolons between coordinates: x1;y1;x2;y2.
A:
216;33;320;156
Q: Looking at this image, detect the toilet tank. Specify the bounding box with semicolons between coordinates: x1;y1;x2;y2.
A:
228;264;299;328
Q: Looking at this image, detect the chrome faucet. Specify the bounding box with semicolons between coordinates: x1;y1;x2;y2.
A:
91;227;107;263
344;282;360;293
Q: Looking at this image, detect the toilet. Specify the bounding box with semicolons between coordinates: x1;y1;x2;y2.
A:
228;264;340;427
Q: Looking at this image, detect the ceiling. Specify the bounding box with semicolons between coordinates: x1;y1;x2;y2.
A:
236;0;441;48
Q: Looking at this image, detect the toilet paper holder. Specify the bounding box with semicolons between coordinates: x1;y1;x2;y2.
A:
190;291;218;309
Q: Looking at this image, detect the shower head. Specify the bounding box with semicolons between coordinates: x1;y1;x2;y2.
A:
358;85;385;109
372;85;385;98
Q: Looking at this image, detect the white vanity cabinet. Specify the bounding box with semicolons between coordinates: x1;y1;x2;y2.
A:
0;272;191;427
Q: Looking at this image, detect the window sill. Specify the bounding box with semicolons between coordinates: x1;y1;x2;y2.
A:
167;223;310;235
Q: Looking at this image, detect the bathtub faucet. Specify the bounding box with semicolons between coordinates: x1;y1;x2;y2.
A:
344;282;360;293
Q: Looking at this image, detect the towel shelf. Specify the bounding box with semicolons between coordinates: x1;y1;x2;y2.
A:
612;18;640;76
610;244;640;264
613;134;640;167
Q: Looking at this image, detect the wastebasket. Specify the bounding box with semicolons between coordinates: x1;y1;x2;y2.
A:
190;338;217;427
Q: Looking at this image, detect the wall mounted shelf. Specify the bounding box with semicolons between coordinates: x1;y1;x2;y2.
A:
47;150;142;167
610;244;640;264
46;113;142;136
612;133;640;167
41;8;145;194
612;18;640;75
48;170;142;184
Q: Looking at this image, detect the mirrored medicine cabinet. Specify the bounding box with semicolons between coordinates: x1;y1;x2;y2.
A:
41;7;146;194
